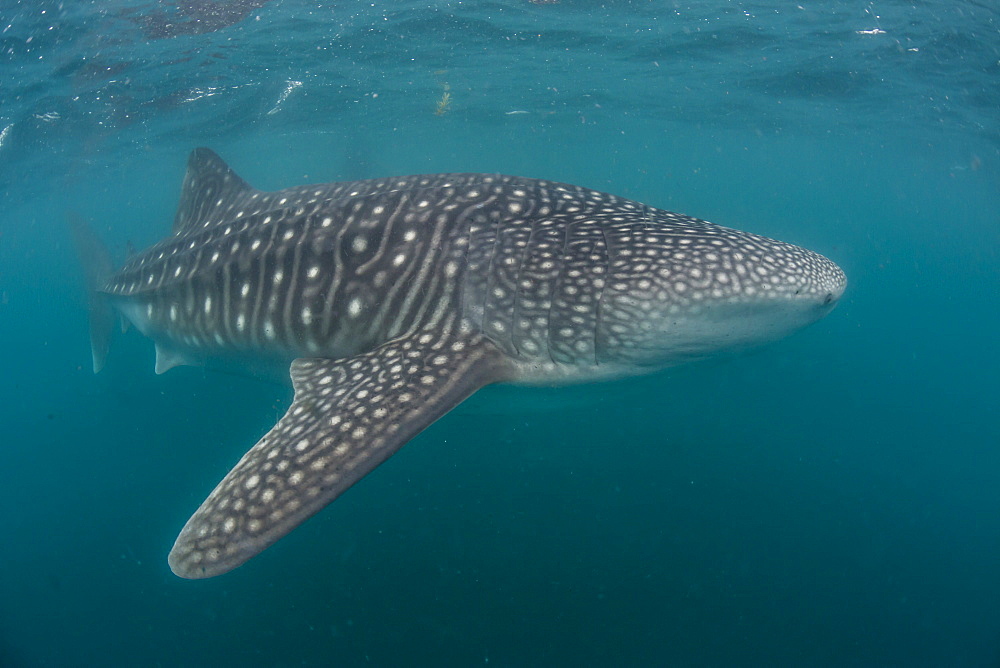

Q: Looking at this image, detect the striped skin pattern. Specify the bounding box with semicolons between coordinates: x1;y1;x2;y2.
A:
86;149;845;578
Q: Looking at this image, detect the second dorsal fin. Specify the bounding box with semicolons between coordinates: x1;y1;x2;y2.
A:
173;148;258;234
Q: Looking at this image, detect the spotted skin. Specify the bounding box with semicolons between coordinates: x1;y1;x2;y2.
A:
167;316;509;578
82;148;846;578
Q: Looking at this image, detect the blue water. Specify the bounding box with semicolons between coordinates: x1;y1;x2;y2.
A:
1;1;998;665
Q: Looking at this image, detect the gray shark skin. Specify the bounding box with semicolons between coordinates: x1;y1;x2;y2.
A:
79;148;846;578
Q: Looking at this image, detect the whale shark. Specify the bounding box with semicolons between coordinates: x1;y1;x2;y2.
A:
76;148;846;578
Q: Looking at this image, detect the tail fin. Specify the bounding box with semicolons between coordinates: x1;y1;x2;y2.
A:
68;213;115;373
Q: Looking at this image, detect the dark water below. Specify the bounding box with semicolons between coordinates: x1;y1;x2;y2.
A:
1;1;998;665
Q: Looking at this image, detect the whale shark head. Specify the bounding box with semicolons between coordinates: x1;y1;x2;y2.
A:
594;220;846;368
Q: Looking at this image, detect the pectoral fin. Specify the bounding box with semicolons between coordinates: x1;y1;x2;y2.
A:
168;326;509;578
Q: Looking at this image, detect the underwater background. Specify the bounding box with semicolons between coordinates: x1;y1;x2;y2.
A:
1;0;998;665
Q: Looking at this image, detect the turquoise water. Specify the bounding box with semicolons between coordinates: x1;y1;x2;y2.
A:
1;1;998;665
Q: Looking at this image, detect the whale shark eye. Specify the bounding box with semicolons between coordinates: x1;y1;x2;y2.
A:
823;293;834;305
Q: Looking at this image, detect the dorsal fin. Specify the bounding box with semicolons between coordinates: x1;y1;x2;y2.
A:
172;148;258;234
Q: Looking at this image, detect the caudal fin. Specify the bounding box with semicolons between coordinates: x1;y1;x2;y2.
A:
68;213;115;373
